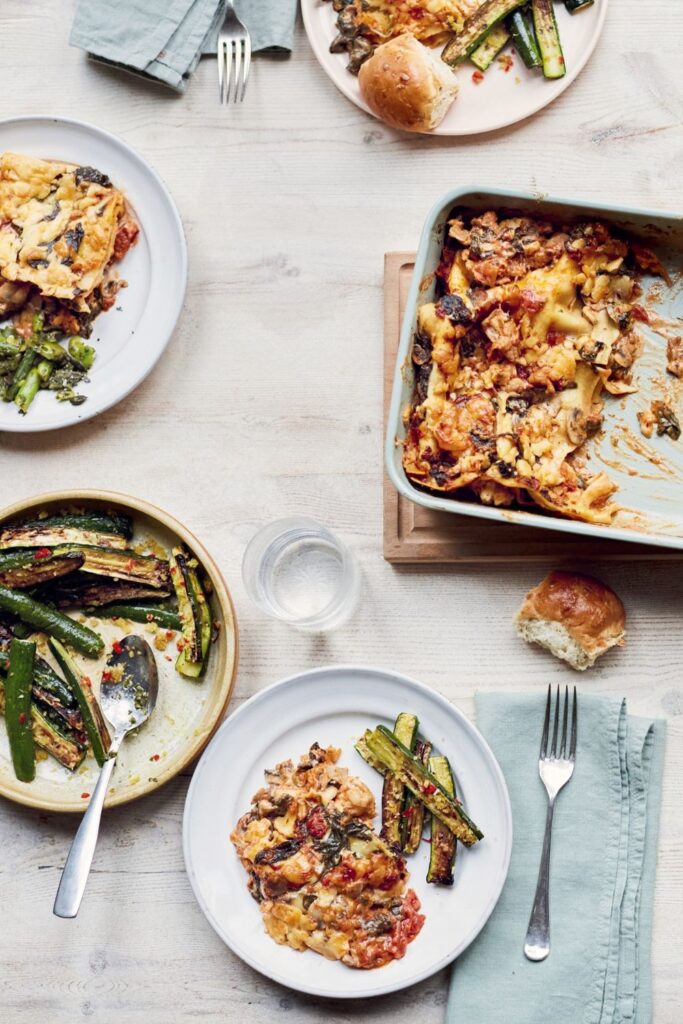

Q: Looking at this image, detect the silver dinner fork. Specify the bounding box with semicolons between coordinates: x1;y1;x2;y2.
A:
217;1;251;104
524;685;577;962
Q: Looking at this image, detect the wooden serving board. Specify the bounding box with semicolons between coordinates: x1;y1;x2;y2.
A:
383;252;683;564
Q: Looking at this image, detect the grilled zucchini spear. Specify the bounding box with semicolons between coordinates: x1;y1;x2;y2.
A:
0;585;104;657
381;713;418;847
0;548;84;588
4;638;36;782
0;512;133;551
401;740;433;854
442;0;525;65
365;726;483;846
427;755;458;885
49;639;111;766
170;548;211;679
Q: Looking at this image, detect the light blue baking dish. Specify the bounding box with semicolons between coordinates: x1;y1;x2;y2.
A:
385;187;683;550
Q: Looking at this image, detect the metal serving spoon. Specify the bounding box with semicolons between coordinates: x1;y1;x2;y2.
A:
53;635;158;919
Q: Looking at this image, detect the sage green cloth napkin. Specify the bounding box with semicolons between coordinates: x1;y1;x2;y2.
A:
448;693;665;1024
70;0;297;92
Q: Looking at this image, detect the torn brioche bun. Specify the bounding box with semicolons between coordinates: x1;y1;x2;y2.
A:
358;33;458;133
516;571;626;672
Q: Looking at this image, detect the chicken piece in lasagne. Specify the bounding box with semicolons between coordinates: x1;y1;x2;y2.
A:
403;211;652;525
231;743;425;969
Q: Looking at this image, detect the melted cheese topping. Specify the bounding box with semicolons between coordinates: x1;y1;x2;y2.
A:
403;212;645;525
0;152;125;301
231;744;425;970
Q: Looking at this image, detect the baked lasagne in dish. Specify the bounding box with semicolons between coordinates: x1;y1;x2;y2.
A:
403;210;663;525
231;743;425;969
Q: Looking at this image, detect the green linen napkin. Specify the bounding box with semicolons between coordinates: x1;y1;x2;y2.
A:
70;0;297;93
448;693;665;1024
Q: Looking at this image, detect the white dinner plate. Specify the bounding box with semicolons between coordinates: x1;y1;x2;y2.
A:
302;0;608;136
0;116;187;431
183;665;512;998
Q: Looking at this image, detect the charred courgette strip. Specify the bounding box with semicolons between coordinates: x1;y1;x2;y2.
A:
0;680;85;771
0;648;79;710
381;712;418;847
175;564;211;679
49;580;172;608
442;0;525;65
532;0;565;78
365;726;483;846
5;638;36;782
49;639;110;766
89;603;181;631
0;585;103;657
0;548;84;589
470;24;511;71
401;740;432;854
427;755;458;885
54;545;170;588
170;548;202;664
507;6;542;67
0;512;132;550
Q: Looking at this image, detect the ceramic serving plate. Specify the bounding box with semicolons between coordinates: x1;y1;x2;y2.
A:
183;665;512;999
302;0;608;136
0;116;187;432
385;187;683;550
0;490;238;812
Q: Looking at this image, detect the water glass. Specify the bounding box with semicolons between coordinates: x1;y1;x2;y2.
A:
242;517;361;632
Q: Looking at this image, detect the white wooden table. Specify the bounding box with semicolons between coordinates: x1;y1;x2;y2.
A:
1;2;681;1021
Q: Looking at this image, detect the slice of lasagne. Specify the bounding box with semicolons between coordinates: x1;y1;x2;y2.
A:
0;152;138;320
231;743;425;969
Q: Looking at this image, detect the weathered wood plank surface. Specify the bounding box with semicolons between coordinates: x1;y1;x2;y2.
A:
0;1;681;1021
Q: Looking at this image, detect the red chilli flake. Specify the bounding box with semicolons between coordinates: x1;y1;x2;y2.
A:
101;670;113;683
422;782;437;796
18;712;27;725
33;547;52;561
112;640;123;656
150;753;161;762
81;792;90;799
472;70;484;84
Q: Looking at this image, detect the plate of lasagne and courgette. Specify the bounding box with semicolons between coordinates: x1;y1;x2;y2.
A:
302;0;607;135
0;116;186;430
183;666;512;998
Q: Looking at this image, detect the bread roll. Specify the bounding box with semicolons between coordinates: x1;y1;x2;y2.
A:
515;571;625;671
358;33;458;133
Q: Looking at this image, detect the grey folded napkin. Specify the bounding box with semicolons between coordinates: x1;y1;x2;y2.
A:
447;692;665;1024
70;0;297;92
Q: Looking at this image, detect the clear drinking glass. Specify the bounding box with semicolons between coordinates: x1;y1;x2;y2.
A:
242;517;361;632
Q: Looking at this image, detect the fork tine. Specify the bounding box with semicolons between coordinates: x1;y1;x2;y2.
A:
539;685;551;758
232;39;242;104
559;685;569;757
240;37;251;101
217;39;225;102
569;687;578;760
550;685;560;757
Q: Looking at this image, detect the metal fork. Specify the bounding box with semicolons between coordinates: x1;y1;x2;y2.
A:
217;2;251;104
524;685;577;962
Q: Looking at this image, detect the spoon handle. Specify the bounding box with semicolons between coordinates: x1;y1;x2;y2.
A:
53;745;119;919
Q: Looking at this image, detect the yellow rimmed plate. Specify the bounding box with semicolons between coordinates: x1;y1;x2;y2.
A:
0;489;238;812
